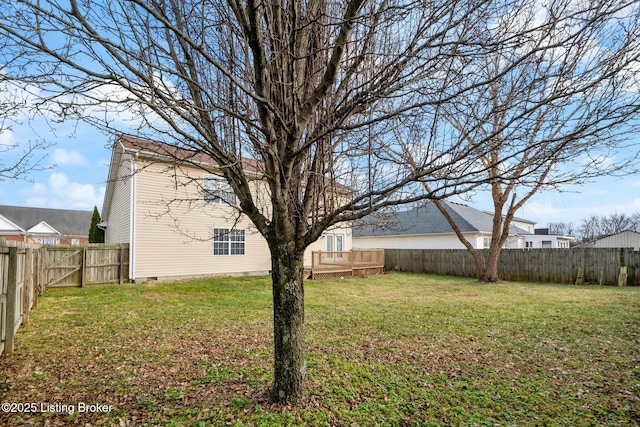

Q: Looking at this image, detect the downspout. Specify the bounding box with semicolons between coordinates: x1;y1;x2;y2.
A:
130;152;138;282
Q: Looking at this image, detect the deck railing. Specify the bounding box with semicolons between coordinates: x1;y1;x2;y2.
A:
310;249;384;279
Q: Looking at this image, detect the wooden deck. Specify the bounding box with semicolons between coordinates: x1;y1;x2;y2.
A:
307;249;384;280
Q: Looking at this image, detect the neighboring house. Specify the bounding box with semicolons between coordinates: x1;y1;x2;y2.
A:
575;230;640;251
528;228;573;249
0;205;91;245
101;136;352;283
352;201;572;250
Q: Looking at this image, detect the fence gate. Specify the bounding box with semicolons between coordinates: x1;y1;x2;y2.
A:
45;247;84;288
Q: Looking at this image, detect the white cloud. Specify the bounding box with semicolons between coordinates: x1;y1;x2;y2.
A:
0;128;16;147
24;172;105;210
51;148;88;166
520;201;562;224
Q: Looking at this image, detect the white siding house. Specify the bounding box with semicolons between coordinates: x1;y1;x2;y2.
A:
353;201;571;250
101;136;351;282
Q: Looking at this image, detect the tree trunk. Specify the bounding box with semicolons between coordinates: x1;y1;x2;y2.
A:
479;245;501;282
270;244;307;405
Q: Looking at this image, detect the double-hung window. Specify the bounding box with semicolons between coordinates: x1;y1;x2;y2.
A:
203;174;236;205
213;228;245;256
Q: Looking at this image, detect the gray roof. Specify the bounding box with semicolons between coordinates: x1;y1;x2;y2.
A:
353;201;531;237
0;205;92;236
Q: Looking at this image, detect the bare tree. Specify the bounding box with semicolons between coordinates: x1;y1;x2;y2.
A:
401;0;640;281
578;211;640;241
548;221;576;238
0;0;514;403
599;212;640;235
0;71;51;181
579;215;603;242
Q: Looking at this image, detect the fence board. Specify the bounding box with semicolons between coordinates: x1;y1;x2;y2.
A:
385;248;640;285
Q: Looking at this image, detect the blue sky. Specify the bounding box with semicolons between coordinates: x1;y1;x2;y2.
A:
1;112;639;227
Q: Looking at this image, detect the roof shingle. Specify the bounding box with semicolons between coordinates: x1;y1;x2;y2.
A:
353;201;531;237
0;205;92;236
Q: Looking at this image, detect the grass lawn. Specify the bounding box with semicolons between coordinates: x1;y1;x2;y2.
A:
1;273;639;426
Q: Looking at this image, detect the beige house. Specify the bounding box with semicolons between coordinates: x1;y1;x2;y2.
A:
101;136;351;283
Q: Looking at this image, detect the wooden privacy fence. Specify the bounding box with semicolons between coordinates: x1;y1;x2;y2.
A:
1;244;39;356
384;248;640;285
43;244;129;288
1;241;129;356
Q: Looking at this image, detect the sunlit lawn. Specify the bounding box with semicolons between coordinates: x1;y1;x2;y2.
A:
1;273;638;426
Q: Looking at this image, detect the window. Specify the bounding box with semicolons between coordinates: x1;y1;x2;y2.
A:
203;174;236;205
525;241;533;248
213;228;245;256
326;233;344;252
483;238;491;249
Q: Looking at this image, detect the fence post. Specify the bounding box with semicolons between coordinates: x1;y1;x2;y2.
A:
33;249;40;307
5;247;18;355
574;265;584;285
119;244;125;284
618;266;628;287
23;248;32;325
81;246;87;287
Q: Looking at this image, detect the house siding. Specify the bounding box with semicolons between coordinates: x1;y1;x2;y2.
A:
354;233;482;250
102;139;354;282
131;160;352;280
132;160;272;281
593;231;640;251
104;153;134;245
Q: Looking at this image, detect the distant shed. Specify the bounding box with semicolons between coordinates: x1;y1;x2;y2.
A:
577;230;640;251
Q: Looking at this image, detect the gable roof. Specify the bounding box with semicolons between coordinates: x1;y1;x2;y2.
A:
353;201;532;237
0;214;23;233
117;135;263;173
0;205;92;236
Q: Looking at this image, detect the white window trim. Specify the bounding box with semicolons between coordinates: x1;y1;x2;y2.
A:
325;233;345;252
203;173;236;205
213;227;246;256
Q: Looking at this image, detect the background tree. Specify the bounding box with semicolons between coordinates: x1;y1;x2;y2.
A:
577;211;640;242
401;0;640;281
0;63;51;181
88;205;104;244
548;221;577;238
